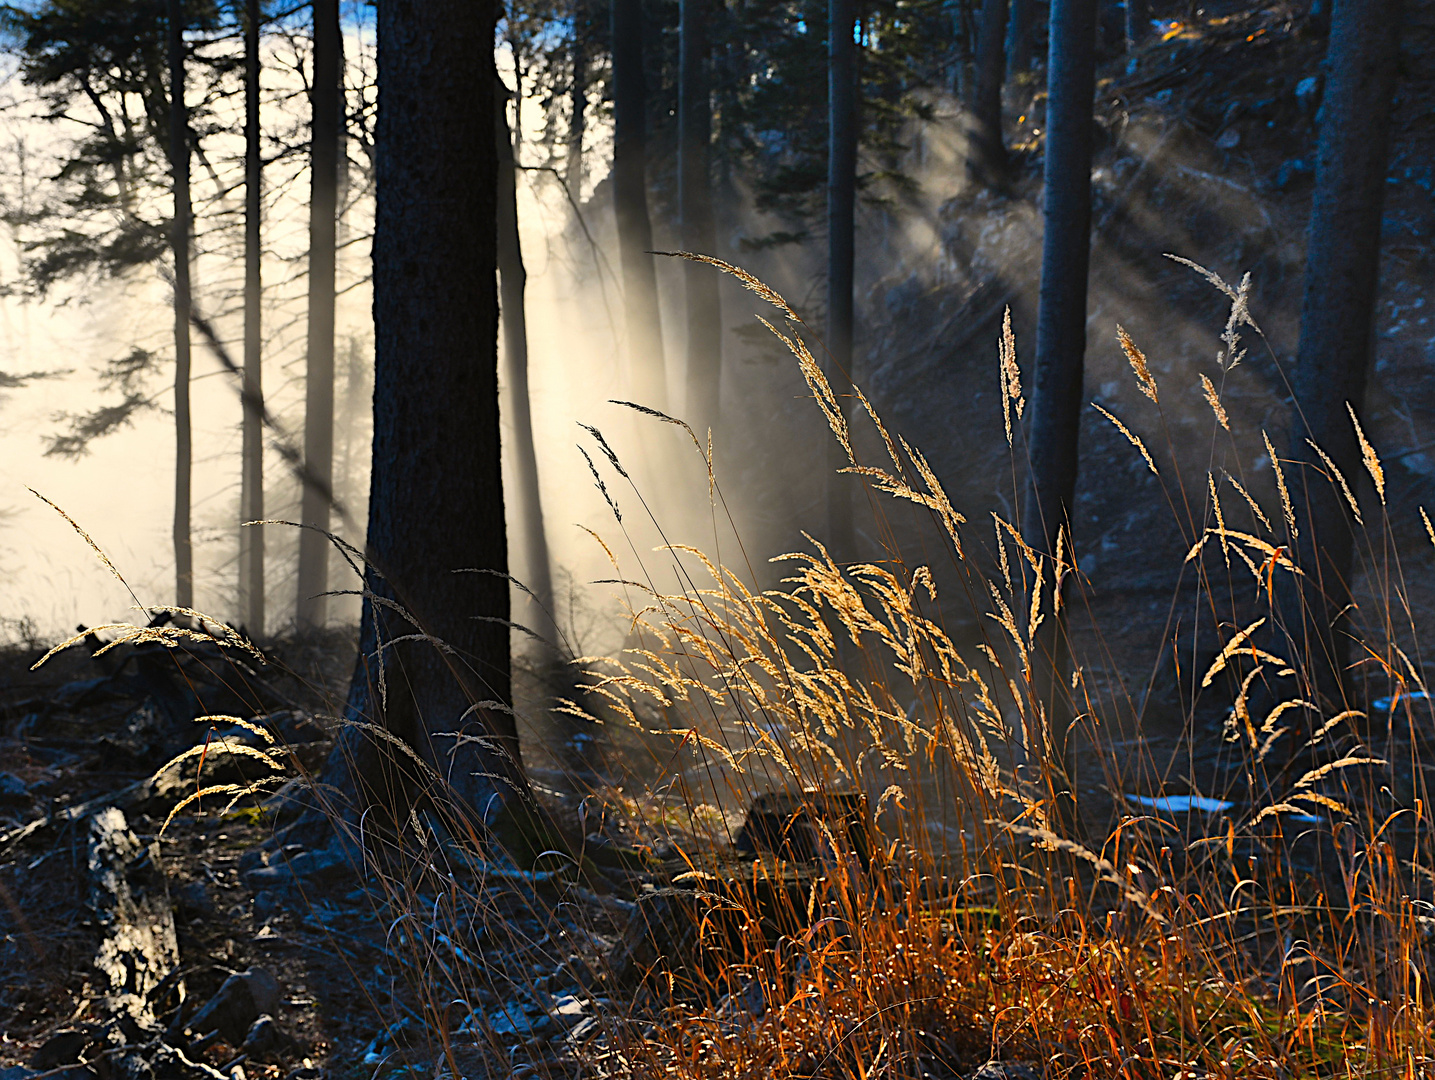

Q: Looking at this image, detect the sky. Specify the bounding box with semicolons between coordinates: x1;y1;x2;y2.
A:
0;16;666;652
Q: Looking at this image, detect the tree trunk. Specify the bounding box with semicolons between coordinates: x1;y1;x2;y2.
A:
826;0;857;558
566;0;589;197
239;0;265;638
948;0;976;101
168;0;193;610
969;0;1010;187
1006;0;1039;74
679;0;722;433
316;0;524;831
1125;0;1150;49
611;0;667;410
297;0;342;629
497;86;556;643
1020;0;1097;831
1282;0;1402;710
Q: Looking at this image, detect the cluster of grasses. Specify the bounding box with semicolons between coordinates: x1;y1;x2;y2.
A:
73;259;1432;1078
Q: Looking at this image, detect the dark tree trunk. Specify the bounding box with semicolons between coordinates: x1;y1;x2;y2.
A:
168;0;193;609
679;0;722;433
1020;0;1097;829
611;0;667;410
567;0;588;196
969;0;1010;187
948;0;976;100
826;0;857;558
1125;0;1150;49
240;0;265;637
1006;0;1039;74
497;87;556;642
316;0;524;831
1282;0;1402;710
297;0;342;628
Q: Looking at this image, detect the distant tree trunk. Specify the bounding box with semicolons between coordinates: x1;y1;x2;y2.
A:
969;0;1010;187
497;87;556;643
566;0;589;196
948;0;976;101
1125;0;1150;49
1282;0;1402;710
679;0;722;433
826;0;857;558
317;0;525;831
611;0;667;410
1020;0;1097;831
1006;0;1039;74
297;0;341;629
168;0;193;610
239;0;265;637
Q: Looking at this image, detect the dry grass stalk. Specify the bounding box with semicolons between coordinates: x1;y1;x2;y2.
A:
1263;430;1298;538
1117;325;1158;403
1092;403;1159;474
1348;402;1386;504
1199;372;1230;430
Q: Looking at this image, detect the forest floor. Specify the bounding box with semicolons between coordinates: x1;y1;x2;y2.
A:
6;3;1435;1078
0;629;652;1080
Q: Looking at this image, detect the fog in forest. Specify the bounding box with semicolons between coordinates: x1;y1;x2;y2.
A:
5;4;1435;1075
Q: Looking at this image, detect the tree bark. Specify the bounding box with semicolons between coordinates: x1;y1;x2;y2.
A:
969;0;1010;187
497;86;556;643
1020;0;1097;830
240;0;265;637
297;0;342;629
611;0;668;410
1006;0;1039;74
1125;0;1150;49
1282;0;1402;710
168;0;193;609
566;0;589;197
679;0;722;433
316;0;524;830
826;0;857;559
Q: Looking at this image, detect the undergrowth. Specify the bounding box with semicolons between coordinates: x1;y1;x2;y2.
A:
42;257;1435;1079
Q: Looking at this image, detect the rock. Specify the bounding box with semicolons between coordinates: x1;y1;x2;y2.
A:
242;839;361;889
714;977;766;1027
29;1028;93;1069
184;967;282;1046
1270;158;1313;192
360;1018;414;1066
971;1063;1040;1080
175;881;215;918
563;1016;601;1044
0;772;30;803
456;1004;550;1039
607;887;710;986
241;1016;294;1063
253;890;282;923
734;789;872;868
547;994;589;1027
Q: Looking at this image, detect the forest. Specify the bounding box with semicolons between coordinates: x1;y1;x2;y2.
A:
1;0;1433;1077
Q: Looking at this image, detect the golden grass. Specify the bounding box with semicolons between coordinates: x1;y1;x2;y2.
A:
46;261;1435;1079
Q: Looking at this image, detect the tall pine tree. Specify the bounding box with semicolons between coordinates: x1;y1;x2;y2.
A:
315;0;526;829
297;0;342;628
1281;0;1403;710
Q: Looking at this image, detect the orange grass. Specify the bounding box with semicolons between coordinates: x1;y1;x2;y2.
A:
108;258;1435;1078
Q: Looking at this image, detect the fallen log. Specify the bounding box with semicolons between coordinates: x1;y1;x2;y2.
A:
88;806;180;1018
85;807;226;1080
1;772;189;855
